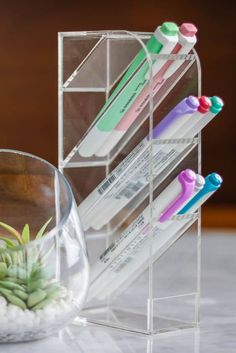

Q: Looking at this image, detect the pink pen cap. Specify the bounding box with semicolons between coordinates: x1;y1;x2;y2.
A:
179;23;198;37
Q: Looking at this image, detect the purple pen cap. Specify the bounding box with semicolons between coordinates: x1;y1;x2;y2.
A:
159;169;196;223
186;96;199;109
179;169;196;184
149;95;199;140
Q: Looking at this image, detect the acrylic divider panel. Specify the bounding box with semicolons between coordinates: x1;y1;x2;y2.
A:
58;30;201;334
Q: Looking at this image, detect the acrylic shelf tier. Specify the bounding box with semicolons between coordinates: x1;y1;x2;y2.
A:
58;30;201;335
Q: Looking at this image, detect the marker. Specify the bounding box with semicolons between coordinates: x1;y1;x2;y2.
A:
179;172;223;214
96;173;222;301
78;22;179;157
95;23;198;157
84;97;210;231
79;96;200;228
87;170;197;300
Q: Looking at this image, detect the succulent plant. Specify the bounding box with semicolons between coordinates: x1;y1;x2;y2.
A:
0;218;60;311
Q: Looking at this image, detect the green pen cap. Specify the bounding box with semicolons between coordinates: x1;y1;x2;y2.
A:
210;96;224;114
160;22;178;36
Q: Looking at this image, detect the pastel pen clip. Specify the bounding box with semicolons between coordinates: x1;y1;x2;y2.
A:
179;172;223;214
95;24;198;157
159;169;196;222
78;22;179;157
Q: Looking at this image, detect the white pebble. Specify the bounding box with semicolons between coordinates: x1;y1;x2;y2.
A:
7;305;24;321
0;288;75;342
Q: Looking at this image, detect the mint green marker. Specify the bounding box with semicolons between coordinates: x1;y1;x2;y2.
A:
79;22;179;157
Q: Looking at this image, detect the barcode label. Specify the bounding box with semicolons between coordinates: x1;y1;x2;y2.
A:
98;174;116;195
116;180;144;200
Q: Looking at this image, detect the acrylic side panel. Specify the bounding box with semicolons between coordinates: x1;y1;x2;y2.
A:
148;53;201;333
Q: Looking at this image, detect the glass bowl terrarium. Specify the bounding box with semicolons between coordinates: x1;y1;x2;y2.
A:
0;150;89;342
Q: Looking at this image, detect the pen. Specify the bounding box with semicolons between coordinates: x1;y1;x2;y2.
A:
95;23;198;157
78;22;179;157
96;173;222;300
79;96;200;229
88;169;197;300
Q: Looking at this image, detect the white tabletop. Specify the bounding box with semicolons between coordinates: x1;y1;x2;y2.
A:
0;231;235;353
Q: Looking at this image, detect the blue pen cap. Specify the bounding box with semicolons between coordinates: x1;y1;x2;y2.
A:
179;172;223;214
208;172;223;188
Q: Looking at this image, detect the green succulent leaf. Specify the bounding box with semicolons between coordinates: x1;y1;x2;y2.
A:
1;253;12;266
5;293;27;310
0;279;25;291
27;289;47;308
0;262;8;279
13;289;28;301
22;224;30;244
0;222;23;245
35;217;52;240
31;297;52;311
0;235;15;248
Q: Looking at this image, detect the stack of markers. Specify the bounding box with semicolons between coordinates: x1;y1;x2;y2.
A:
78;22;198;157
88;170;223;301
74;21;224;301
79;95;224;231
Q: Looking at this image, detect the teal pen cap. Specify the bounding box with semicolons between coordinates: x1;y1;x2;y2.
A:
178;173;223;214
210;96;224;114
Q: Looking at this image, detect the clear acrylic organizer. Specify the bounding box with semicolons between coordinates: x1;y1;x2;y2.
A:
58;30;201;334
